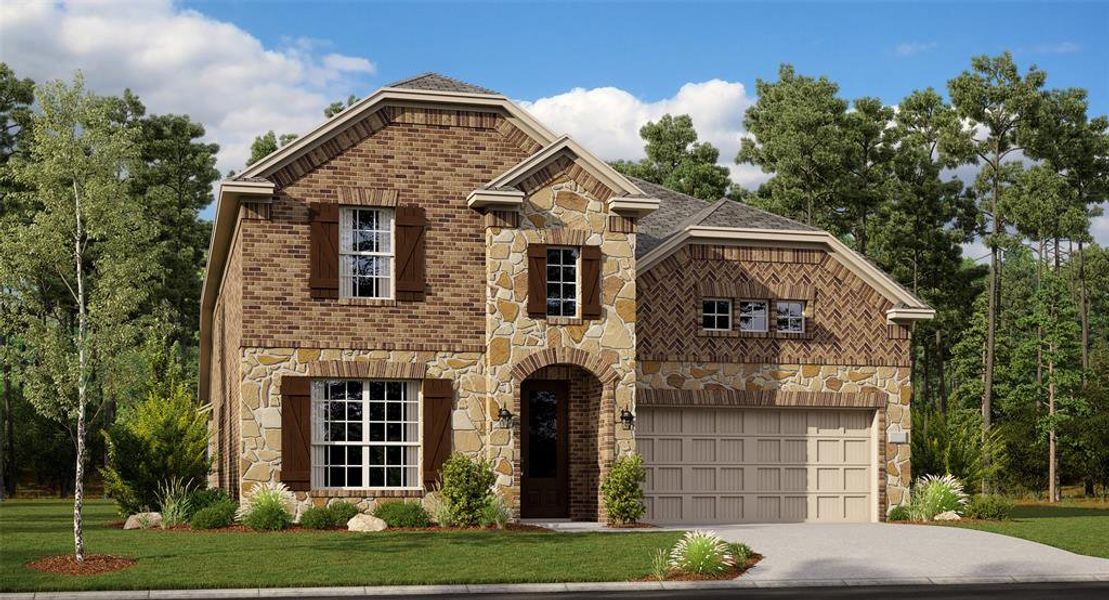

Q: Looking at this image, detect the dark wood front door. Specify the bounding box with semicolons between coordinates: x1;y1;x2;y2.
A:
520;380;569;518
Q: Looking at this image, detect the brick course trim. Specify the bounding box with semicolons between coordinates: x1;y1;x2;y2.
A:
636;387;885;408
698;281;816;300
240;338;485;353
510;347;620;386
305;360;427;379
335;187;399;207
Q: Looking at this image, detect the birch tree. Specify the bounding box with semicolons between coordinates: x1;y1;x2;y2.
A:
2;74;154;561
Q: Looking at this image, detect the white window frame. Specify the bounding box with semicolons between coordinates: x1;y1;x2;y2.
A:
339;207;395;299
310;379;421;491
701;298;733;331
738;300;769;333
546;246;580;318
776;300;806;333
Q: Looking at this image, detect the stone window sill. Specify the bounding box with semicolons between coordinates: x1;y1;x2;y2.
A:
696;329;814;341
310;489;424;498
337;297;398;307
547;316;586;326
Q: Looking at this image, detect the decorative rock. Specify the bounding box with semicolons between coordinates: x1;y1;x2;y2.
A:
488;337;511;366
933;511;961;521
348;514;387;532
124;512;161;530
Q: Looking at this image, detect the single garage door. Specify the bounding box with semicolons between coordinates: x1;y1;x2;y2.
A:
638;407;875;524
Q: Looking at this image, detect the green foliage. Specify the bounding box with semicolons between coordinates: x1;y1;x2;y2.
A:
611;114;731;201
601;454;647;525
238;482;294;531
327;502;360;524
909;474;969;521
246;130;297;166
186;488;230;516
438;453;496;527
887;505;912;522
299;506;339;529
423;491;451;525
649;548;670;581
374;501;431;528
728;542;753;563
478;495;511;529
912;408;1008;493
100;384;210;515
189;500;236;530
668;530;735;575
155;476;194;527
965;495;1015;520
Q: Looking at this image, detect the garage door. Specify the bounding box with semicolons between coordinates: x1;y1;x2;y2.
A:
638;407;875;524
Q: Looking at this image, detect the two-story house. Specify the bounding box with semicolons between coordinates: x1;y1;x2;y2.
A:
201;73;933;524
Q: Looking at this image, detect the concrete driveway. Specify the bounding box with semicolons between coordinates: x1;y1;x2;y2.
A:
696;523;1109;585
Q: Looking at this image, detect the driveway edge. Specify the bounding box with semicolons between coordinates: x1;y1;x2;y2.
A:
5;575;1109;599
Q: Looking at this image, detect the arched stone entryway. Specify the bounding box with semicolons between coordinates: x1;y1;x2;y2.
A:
512;348;618;521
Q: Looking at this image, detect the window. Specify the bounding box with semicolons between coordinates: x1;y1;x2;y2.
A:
738;300;769;332
777;301;805;333
311;379;419;489
546;246;579;317
702;298;732;331
339;207;393;298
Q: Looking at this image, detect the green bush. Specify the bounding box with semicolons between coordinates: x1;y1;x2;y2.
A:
187;488;230;517
439;453;496;527
478;495;511;529
299;506;338;529
909;473;969;521
649;548;670;581
668;530;735;575
238;482;294;531
965;495;1014;520
100;384;211;515
242;503;293;531
156;476;195;527
887;505;911;522
374;501;432;528
601;454;646;525
729;542;754;563
911;409;1008;493
189;500;237;529
327;502;360;524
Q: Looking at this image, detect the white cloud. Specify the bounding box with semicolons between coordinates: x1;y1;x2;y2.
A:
1028;41;1081;55
895;42;937;57
519;79;765;189
0;0;375;178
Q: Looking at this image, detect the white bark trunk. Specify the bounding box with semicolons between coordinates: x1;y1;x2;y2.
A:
72;180;87;563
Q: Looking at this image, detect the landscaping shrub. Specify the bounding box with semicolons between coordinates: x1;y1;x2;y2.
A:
668;530;735;576
186;488;230;517
601;454;646;525
299;506;338;529
649;548;670;581
189;500;237;529
374;501;431;528
438;453;496;527
729;542;753;563
887;505;911;522
423;491;451;525
478;495;511;529
327;502;360;524
101;384;211;515
911;409;1008;493
965;495;1014;520
156;476;194;527
238;482;294;531
909;473;969;521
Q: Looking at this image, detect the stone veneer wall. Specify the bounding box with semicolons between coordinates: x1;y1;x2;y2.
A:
638;360;912;513
238;347;487;516
483;173;638;516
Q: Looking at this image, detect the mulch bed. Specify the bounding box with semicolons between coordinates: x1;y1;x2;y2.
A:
638;553;763;582
116;522;552;533
26;554;136;576
607;522;657;529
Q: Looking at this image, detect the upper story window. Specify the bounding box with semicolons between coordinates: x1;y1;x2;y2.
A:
738;300;769;332
776;300;805;333
340;207;394;299
546;246;579;317
702;298;732;331
311;379;419;489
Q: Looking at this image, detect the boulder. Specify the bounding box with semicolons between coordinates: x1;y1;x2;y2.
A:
347;513;387;532
933;511;962;521
124;512;162;530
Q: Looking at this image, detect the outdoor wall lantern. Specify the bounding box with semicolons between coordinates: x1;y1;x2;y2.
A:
497;407;514;429
619;408;636;430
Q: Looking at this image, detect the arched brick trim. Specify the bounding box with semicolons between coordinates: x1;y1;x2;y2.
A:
510;346;620;387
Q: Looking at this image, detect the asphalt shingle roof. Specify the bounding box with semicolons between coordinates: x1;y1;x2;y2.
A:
386;73;499;95
633;177;817;258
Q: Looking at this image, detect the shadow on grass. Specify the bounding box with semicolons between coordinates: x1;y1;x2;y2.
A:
1013;505;1109;519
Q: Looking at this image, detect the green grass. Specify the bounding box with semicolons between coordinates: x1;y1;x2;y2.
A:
945;502;1109;558
0;499;682;592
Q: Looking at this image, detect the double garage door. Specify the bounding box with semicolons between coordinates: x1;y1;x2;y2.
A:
638;406;876;524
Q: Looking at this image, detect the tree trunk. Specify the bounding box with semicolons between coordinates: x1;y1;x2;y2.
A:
982;231;999;494
0;334;7;501
72;180;87;563
1079;240;1089;387
3;345;13;498
936;329;947;414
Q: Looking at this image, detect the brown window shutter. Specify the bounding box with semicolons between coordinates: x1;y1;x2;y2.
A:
279;376;312;491
527;243;548;317
581;245;602;319
395;205;427;302
308;202;339;299
422;378;453;490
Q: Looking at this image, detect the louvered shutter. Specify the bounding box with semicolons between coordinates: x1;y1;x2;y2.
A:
395;205;426;302
308;203;340;299
422;379;453;490
581;245;602;319
527;244;548;318
279;376;312;491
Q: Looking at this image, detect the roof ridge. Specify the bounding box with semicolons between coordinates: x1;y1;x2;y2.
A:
384;72;499;95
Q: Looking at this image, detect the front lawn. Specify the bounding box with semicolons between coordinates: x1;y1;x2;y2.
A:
944;501;1109;558
0;499;683;592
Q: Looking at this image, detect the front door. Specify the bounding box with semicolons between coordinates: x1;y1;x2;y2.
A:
520;380;568;518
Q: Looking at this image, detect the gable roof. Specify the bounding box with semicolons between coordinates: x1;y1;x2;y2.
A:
386;72;499;95
634;178;816;257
